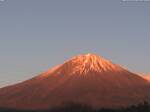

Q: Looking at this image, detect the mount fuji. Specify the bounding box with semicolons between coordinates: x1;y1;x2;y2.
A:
0;53;150;109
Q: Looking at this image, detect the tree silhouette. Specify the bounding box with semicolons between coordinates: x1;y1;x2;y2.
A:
0;101;150;112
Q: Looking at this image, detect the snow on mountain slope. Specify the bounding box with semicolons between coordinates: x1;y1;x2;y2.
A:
41;53;123;77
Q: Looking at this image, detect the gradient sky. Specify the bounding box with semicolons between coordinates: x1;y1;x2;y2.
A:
0;0;150;87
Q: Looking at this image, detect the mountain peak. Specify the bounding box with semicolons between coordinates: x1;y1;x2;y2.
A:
65;53;123;74
42;53;123;77
84;53;99;57
41;53;124;77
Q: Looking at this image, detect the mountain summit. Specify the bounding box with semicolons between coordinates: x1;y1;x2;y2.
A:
0;53;150;109
42;53;123;77
62;53;123;74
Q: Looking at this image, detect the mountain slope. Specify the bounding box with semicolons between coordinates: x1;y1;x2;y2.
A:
145;76;150;81
142;75;150;82
0;53;150;109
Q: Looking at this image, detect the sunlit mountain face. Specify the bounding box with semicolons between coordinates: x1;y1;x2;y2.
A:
145;76;150;81
0;53;150;110
142;75;150;82
137;73;150;82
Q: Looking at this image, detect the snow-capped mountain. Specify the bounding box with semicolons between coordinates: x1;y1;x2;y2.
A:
0;53;150;109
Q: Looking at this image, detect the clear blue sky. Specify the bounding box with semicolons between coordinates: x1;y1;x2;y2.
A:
0;0;150;87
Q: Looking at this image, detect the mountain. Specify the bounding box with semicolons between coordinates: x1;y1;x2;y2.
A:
137;73;150;82
145;76;150;81
142;75;150;82
0;53;150;110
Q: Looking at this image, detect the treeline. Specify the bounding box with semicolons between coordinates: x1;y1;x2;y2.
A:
0;101;150;112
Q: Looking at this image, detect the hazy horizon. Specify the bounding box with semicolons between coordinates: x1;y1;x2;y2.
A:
0;0;150;87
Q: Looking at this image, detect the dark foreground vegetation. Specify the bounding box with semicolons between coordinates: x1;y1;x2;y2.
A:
0;101;150;112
